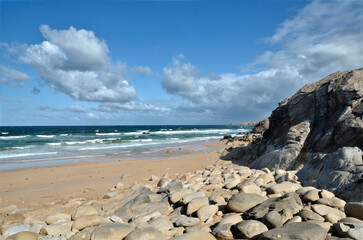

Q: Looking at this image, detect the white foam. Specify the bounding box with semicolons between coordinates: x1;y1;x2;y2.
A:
48;143;62;146
1;132;9;135
0;135;28;140
65;141;87;145
59;134;69;136
0;152;58;159
96;133;121;136
129;139;153;142
36;135;55;138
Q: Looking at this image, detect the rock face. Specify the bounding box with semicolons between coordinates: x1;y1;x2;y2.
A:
224;68;363;201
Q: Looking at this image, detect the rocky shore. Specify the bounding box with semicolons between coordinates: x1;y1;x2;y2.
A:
1;158;362;240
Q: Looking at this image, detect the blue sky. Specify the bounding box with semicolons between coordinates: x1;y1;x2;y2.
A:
1;0;362;126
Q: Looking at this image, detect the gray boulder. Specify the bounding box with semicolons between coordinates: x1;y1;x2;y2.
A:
258;222;328;240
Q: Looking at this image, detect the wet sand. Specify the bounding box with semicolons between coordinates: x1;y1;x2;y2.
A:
0;141;228;209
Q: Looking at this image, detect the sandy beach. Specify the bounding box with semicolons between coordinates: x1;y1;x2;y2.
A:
0;141;228;209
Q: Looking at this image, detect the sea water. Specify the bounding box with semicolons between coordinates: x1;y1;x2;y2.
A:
0;125;252;169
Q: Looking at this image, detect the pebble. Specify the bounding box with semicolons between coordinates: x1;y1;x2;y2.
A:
186;197;209;215
227;193;266;213
90;223;134;240
72;206;98;220
235;220;268;238
45;213;71;225
344;202;363;221
72;215;105;231
262;210;283;229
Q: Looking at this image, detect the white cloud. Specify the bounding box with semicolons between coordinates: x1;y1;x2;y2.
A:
0;64;30;85
162;0;363;121
129;66;154;76
12;25;136;102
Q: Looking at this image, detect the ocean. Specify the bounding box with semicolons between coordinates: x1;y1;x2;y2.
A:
0;125;252;169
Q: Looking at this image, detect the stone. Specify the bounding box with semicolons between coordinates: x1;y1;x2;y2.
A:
45;212;71;225
211;223;234;240
259;222;328;240
303;189;320;202
40;222;73;236
333;222;363;239
197;205;218;222
169;189;193;204
262;211;283;229
171;215;200;227
317;198;346;209
158;180;183;193
325;213;340;224
171;230;216;240
6;231;39;240
148;216;173;234
186;197;209;215
179;192;206;205
0;205;17;214
296;187;317;196
245;192;303;219
90;223;134;240
3;213;25;225
299;209;325;222
235;220;268;238
320;189;335;198
124;227;165;240
224;179;241;189
339;217;363;223
103;191;120;199
209;195;225;204
227;193;266;213
312;204;346;219
267;182;301;195
237;182;262;194
72;205;98;220
344;202;363;220
72;215;105;231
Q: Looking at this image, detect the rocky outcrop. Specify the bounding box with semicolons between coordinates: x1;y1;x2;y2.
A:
223;68;363;201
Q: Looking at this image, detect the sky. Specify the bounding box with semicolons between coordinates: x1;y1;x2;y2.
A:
0;0;362;126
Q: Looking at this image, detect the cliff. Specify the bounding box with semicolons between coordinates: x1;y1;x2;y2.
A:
223;68;363;200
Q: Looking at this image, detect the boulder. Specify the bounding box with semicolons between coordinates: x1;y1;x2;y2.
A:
5;231;39;240
344;202;363;220
244;192;303;219
72;205;98;220
72;215;105;231
259;222;328;240
171;230;216;240
124;227;165;240
186;197;209;215
90;223;134;240
235;220;268;238
45;212;71;225
197;205;218;222
171;215;200;227
227;193;266;213
40;221;73;236
262;211;283;229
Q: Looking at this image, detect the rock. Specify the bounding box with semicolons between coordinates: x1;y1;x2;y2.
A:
209;195;225;204
72;215;105;231
157;177;170;188
103;191;120;199
148;216;173;235
244;192;303;219
344;202;363;220
320;189;335;198
259;222;328;240
333;222;363;239
296;186;317;196
211;223;234;240
197;205;218;222
179;192;206;205
6;231;39;240
235;220;268;238
267;182;301;195
40;222;73;236
223;68;363;201
312;204;346;219
124;227;165;240
171;230;216;240
299;209;325;222
169;189;193;204
224;179;241;189
339;217;363;223
237;182;262;194
158;180;183;193
316;198;346;209
0;205;17;214
171;215;200;227
90;223;134;240
45;212;71;225
72;205;98;220
186;197;209;215
325;213;340;224
262;211;283;229
227;193;266;213
3;213;25;225
303;189;320;202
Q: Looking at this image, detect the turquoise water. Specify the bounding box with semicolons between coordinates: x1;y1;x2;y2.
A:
0;125;252;169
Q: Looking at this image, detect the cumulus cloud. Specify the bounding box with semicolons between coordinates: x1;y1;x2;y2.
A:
0;64;30;85
10;25;136;102
162;0;363;121
129;66;154;76
94;101;169;112
39;105;86;113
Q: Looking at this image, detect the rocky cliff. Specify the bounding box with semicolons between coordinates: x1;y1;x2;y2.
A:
224;68;363;201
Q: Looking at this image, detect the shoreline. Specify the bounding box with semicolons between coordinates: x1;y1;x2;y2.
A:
0;140;230;209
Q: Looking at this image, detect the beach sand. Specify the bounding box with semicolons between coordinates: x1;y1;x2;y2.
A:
0;141;228;209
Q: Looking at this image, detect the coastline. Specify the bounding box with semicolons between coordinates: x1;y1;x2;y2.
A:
0;140;228;209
